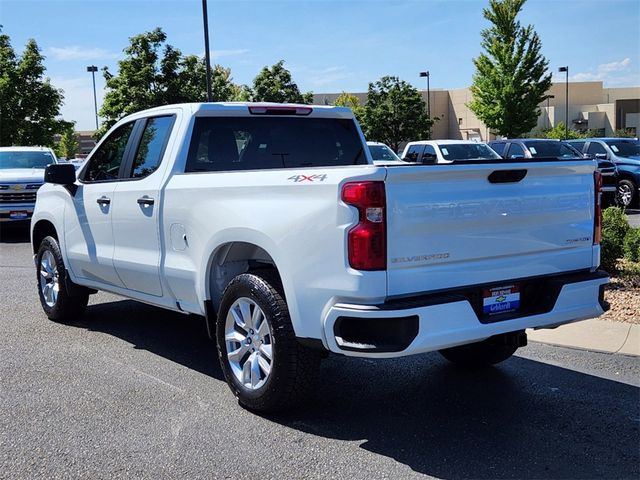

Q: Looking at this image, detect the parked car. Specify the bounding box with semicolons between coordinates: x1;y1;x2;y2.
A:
401;140;502;164
489;139;618;206
0;146;58;222
566;138;640;208
366;141;404;164
33;102;608;412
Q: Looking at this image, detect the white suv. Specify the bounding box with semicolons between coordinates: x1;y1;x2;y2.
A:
401;140;501;164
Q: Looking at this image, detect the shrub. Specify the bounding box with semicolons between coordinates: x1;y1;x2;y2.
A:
600;207;630;271
623;228;640;262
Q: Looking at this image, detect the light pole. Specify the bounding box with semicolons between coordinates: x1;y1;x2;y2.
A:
558;66;569;139
202;0;213;102
419;71;430;139
546;94;555;130
86;65;99;130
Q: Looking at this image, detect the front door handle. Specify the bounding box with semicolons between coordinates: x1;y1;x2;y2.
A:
137;196;155;206
96;196;111;206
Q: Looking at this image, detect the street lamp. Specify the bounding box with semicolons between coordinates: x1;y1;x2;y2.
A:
86;65;99;130
558;66;569;139
546;94;555;130
202;0;213;102
419;71;430;139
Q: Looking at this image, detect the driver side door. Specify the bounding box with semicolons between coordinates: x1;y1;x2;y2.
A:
64;121;136;287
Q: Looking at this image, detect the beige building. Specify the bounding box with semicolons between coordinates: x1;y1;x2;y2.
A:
315;81;640;141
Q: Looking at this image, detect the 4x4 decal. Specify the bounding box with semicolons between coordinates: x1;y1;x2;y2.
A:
287;174;327;183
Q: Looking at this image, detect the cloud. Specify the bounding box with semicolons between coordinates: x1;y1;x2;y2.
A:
210;48;250;59
50;76;106;131
562;58;636;86
47;46;120;61
293;66;354;88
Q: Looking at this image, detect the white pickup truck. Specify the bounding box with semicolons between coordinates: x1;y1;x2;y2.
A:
32;102;608;411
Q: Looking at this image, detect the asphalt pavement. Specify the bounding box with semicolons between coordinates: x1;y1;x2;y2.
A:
627;209;640;228
1;224;639;480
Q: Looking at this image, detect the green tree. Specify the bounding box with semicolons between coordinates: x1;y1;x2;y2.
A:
55;125;79;159
99;28;237;136
0;29;66;146
333;92;364;124
251;60;313;104
362;76;432;152
468;0;552;138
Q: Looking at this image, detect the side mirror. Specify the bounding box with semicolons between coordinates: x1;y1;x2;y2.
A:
45;163;77;185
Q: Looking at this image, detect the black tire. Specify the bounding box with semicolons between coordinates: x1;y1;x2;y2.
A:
36;236;89;322
439;337;518;367
617;179;637;208
216;271;321;412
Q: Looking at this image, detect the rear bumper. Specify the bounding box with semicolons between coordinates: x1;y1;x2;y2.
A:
322;270;609;358
0;203;34;222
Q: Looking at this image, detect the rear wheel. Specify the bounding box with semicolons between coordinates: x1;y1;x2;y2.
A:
439;334;522;367
216;272;321;412
36;236;89;322
617;179;636;208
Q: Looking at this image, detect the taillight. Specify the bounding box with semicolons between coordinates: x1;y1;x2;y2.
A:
594;171;602;245
341;181;386;270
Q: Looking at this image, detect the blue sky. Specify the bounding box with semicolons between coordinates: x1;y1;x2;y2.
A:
2;0;639;130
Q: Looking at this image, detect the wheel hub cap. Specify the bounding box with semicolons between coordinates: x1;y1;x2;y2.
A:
225;298;273;390
39;250;59;308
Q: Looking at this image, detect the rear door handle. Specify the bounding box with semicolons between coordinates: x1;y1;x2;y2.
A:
137;196;155;206
96;196;111;206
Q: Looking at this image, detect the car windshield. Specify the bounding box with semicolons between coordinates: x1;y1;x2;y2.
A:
605;139;640;158
523;141;581;158
368;144;401;161
438;143;501;161
0;151;55;169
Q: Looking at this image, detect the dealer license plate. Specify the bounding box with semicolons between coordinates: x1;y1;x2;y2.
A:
483;284;520;316
9;211;29;219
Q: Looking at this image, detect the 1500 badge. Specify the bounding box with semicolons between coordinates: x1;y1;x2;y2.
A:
288;174;327;183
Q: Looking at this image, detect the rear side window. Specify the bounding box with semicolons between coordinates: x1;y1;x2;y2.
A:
489;142;506;156
524;141;580;158
130;116;175;178
185;116;366;172
83;122;135;182
404;144;424;162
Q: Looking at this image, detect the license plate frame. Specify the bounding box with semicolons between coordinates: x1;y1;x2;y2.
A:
482;284;521;316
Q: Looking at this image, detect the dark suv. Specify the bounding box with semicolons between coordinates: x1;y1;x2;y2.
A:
488;138;618;206
566;138;640;208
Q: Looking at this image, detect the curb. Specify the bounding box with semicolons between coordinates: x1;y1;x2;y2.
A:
527;318;640;356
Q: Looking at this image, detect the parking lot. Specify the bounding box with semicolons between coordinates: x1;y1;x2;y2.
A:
1;224;639;479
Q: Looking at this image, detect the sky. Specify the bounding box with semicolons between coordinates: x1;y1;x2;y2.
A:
2;0;640;130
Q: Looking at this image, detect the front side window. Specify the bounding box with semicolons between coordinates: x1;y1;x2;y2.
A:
130;116;175;178
587;142;607;156
568;141;586;153
0;151;55;169
404;145;424;162
422;145;437;164
186;116;366;172
490;142;506;156
83;122;135;182
507;143;525;158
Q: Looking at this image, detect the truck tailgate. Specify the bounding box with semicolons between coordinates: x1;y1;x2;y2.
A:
385;161;597;297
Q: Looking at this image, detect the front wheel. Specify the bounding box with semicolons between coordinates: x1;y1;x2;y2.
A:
617;179;637;208
216;272;321;412
36;236;89;322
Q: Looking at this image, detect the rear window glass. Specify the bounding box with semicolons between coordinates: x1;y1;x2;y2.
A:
186;116;366;172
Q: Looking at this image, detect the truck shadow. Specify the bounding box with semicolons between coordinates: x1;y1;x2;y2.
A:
80;299;639;479
0;222;31;243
